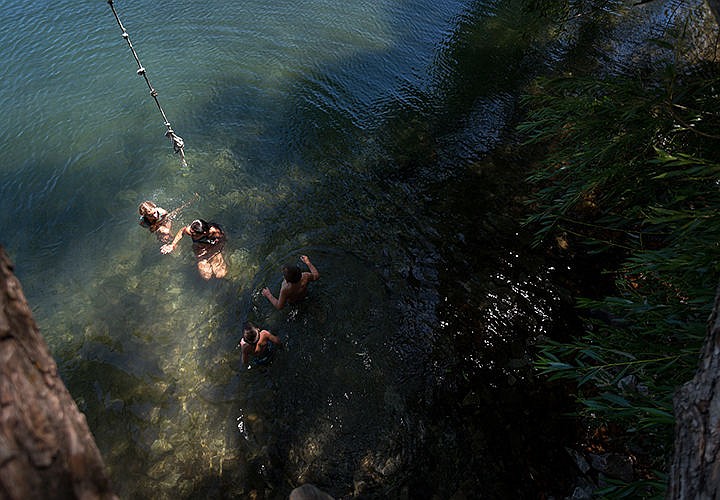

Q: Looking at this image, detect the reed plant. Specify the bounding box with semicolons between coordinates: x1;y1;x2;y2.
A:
520;49;720;496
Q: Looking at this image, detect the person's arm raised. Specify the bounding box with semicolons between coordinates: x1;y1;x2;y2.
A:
301;255;319;281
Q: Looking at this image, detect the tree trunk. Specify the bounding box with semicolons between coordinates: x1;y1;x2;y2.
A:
0;247;116;499
667;284;720;499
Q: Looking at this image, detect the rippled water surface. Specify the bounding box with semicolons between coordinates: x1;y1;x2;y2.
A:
0;0;575;497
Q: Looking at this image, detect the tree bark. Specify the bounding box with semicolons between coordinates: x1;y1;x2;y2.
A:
0;247;116;499
667;285;720;499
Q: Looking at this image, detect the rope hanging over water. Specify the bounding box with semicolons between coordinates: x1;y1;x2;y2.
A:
107;0;188;168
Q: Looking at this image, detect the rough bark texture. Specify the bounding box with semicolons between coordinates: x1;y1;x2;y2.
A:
667;285;720;499
0;247;116;500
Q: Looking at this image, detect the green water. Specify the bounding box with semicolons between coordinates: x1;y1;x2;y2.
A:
0;0;578;497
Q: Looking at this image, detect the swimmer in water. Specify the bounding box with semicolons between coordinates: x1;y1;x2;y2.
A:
262;255;319;310
161;218;227;280
239;321;282;366
138;201;173;243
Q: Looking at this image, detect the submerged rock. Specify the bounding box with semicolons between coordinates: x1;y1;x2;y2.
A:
289;483;334;500
588;453;634;482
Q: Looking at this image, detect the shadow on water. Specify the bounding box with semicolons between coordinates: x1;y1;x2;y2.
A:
1;0;591;499
150;2;579;499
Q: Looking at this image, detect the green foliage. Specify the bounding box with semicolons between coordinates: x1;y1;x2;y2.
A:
520;74;673;247
594;473;668;499
521;32;720;498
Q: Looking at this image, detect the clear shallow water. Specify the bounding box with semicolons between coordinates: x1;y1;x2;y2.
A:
1;0;566;497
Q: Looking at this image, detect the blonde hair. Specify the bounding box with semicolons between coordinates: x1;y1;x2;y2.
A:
138;201;161;224
139;201;159;220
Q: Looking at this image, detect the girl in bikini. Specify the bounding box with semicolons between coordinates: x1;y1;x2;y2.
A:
161;218;227;280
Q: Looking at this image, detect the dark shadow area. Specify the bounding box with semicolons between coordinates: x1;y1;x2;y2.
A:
165;1;588;499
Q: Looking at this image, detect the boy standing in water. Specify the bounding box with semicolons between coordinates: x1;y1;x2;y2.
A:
262;255;319;310
240;322;282;366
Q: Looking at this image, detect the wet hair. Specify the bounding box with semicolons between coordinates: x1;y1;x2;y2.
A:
138;201;158;220
190;219;209;234
283;264;302;284
242;322;259;344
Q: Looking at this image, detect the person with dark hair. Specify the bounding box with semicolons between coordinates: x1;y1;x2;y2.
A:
138;200;172;243
262;255;319;310
239;321;282;366
160;218;227;280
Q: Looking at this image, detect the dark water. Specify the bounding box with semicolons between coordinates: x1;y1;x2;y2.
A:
0;0;672;497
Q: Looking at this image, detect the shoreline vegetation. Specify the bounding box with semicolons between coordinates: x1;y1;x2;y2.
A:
518;0;720;496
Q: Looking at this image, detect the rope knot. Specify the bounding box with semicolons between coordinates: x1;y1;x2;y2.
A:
166;131;185;153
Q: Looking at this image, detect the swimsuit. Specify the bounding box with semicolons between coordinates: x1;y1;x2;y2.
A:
191;223;225;245
240;337;275;366
191;223;225;259
140;214;167;232
253;342;275;365
192;235;219;244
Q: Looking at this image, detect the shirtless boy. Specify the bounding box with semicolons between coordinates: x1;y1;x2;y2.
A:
262;255;319;310
240;322;282;366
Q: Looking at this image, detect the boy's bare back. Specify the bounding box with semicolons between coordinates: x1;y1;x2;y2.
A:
262;255;319;310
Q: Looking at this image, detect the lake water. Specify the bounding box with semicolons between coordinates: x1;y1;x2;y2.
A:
0;0;589;497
